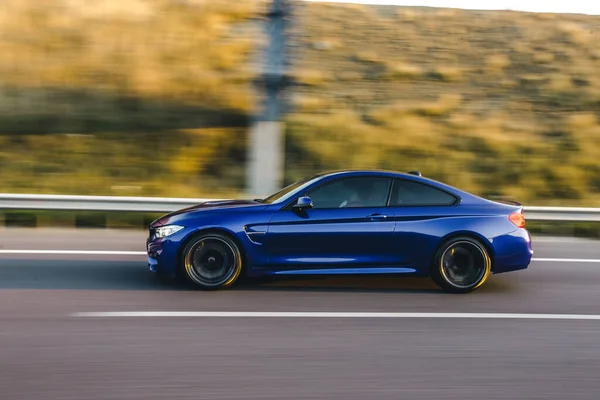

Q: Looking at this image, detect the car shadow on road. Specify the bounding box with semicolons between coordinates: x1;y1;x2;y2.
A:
235;274;517;294
0;259;186;291
0;258;517;294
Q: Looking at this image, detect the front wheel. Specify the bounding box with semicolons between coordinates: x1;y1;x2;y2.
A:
181;233;243;290
431;236;492;293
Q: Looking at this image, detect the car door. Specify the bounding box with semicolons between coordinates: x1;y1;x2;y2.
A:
266;176;398;270
387;178;460;271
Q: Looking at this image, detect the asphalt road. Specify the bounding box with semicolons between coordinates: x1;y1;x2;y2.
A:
1;228;600;399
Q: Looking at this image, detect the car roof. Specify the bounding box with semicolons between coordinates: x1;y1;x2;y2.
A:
317;169;419;179
315;169;440;184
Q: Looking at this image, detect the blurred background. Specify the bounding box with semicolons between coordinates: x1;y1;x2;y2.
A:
2;4;600;399
0;0;599;204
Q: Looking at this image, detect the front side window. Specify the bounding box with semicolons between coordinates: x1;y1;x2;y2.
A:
390;179;457;206
307;177;391;209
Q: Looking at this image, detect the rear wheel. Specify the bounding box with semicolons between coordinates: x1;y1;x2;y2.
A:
181;233;243;290
431;236;492;293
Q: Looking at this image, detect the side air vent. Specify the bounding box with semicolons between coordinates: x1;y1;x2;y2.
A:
407;171;422;176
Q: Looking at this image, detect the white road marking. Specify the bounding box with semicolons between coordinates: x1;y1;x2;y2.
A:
532;258;600;263
0;250;145;256
531;237;599;243
0;250;598;263
72;311;600;320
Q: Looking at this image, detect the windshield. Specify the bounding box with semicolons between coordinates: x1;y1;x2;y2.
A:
261;174;324;204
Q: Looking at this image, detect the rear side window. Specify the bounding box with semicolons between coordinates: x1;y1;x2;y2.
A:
390;179;457;206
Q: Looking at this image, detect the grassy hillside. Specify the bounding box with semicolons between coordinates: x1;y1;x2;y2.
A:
0;0;599;205
286;4;600;205
0;0;261;197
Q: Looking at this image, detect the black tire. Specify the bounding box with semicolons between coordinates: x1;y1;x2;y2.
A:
181;232;243;290
431;236;492;294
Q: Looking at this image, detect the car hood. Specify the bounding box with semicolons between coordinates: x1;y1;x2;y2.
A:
151;199;264;227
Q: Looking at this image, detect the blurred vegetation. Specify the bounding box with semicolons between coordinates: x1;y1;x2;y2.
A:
286;4;600;205
0;0;600;205
0;0;261;198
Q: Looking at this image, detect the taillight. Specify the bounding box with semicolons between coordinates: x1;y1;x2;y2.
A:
509;212;525;228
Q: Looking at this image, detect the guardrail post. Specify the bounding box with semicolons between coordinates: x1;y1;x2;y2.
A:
246;0;293;197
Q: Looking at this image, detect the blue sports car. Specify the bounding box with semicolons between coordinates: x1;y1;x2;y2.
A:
147;170;533;293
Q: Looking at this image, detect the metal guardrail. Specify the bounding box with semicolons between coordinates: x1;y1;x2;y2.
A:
0;194;216;213
521;207;600;222
0;193;599;222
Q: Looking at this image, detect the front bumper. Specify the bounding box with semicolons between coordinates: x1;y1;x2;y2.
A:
146;228;188;277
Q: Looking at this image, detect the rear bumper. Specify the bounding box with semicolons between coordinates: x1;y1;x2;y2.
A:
491;228;533;274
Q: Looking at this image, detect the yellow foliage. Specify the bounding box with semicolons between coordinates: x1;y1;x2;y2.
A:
533;52;555;64
486;54;511;70
292;69;331;86
567;113;598;129
385;62;423;79
293;95;326;113
430;66;464;81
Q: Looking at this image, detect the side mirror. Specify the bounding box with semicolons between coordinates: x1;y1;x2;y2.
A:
292;196;313;210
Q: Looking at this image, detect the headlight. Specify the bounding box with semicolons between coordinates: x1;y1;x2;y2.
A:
155;225;184;238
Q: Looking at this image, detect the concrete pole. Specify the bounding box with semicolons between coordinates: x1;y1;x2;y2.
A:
246;0;292;197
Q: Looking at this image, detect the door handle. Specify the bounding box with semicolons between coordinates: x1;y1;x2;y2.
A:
367;213;388;221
